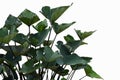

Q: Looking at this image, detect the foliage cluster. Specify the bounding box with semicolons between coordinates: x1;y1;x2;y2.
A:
0;4;102;80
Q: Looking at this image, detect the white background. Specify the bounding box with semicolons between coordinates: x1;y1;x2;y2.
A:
0;0;120;80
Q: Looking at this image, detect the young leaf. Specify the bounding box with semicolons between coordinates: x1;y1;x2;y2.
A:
64;34;75;42
75;30;95;40
18;9;40;26
33;19;48;32
52;22;75;34
84;64;103;79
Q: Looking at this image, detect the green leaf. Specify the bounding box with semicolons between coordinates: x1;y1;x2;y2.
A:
33;19;48;32
75;30;95;40
44;46;62;62
84;65;103;79
0;28;17;43
21;59;41;74
1;45;28;56
4;14;22;29
64;34;75;42
53;22;75;34
41;5;71;22
18;9;40;26
0;65;3;73
51;5;70;22
43;40;53;46
71;64;87;70
57;41;71;56
36;48;45;61
4;52;21;66
29;29;50;46
66;40;81;52
12;33;27;44
0;28;8;37
63;54;88;65
71;57;92;70
41;6;51;20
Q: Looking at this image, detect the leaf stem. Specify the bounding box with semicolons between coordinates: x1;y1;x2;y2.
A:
79;75;87;80
51;34;57;48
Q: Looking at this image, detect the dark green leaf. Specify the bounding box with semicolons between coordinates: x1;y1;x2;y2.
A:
21;59;41;74
75;30;95;40
64;34;75;42
0;65;3;73
4;14;22;29
12;33;27;44
44;46;62;62
66;40;81;52
18;9;40;26
84;65;103;79
53;22;75;34
71;64;87;70
41;6;51;20
0;28;8;37
57;41;71;56
33;19;48;32
43;40;53;46
4;52;21;66
1;46;28;56
63;54;88;65
29;29;50;46
36;48;45;61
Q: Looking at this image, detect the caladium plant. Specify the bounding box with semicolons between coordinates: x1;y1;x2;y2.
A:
0;4;102;80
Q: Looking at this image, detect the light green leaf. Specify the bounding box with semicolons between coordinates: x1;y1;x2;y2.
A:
51;5;70;22
84;65;103;79
18;9;40;26
33;19;48;32
41;5;71;23
75;30;95;40
0;28;17;43
53;22;75;34
64;34;75;42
